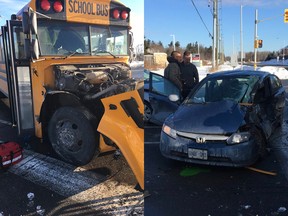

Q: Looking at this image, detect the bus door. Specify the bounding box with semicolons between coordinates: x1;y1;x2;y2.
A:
1;20;34;135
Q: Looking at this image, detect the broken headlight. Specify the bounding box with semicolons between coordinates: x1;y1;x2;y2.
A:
227;132;250;145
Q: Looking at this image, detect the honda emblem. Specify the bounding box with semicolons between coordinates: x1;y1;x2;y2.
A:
196;136;206;143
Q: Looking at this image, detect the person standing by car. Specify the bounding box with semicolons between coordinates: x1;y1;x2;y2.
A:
164;51;183;92
181;50;199;98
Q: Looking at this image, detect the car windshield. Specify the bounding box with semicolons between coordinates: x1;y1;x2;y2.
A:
185;75;259;104
144;70;149;83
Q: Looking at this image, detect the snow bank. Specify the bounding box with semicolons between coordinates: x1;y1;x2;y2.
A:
130;61;144;69
148;62;288;82
260;58;288;66
258;66;288;80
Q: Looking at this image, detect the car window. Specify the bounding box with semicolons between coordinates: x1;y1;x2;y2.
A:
186;75;259;104
151;73;180;97
270;75;282;93
144;70;149;83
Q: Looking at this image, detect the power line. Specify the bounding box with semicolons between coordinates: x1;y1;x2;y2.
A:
190;0;213;39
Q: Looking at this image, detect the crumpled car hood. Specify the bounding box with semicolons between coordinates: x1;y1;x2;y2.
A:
169;100;246;135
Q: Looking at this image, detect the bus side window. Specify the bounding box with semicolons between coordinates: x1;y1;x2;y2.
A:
13;26;25;59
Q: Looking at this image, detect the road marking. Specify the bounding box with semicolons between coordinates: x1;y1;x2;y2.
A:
9;150;104;197
144;141;160;145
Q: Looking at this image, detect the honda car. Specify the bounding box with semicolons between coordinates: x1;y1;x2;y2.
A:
160;70;285;167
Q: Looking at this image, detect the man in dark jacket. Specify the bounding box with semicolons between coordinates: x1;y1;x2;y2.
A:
180;50;199;98
164;51;183;91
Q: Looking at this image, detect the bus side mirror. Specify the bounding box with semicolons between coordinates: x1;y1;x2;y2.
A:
31;39;39;59
30;12;38;35
128;31;134;63
22;8;39;60
22;12;30;34
22;8;38;35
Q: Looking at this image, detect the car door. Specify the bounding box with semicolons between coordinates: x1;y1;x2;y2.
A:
148;72;181;124
269;75;285;123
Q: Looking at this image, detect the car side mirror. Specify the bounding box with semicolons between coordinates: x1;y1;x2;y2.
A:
169;94;180;102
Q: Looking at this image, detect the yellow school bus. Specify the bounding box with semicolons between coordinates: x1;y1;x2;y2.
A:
0;0;143;189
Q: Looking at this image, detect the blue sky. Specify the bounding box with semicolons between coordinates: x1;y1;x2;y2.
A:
145;0;288;56
0;0;144;47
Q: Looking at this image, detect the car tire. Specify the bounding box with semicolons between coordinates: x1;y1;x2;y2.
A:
48;106;99;166
252;128;266;159
144;101;153;122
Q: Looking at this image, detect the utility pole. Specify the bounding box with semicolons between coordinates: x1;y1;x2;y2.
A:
216;2;219;67
254;9;258;70
170;34;175;51
212;0;217;70
240;5;244;69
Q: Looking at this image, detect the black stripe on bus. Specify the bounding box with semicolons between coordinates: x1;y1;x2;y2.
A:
120;97;144;129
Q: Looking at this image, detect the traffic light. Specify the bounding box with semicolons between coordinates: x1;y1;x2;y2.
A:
284;9;288;23
258;39;263;48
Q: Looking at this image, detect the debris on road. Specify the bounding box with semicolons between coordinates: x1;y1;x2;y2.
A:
246;166;277;176
277;207;287;213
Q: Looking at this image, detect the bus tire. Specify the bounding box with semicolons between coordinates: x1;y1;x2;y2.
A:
48;106;99;166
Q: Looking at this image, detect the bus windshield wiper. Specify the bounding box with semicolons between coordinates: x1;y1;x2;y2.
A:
92;50;117;58
64;50;88;58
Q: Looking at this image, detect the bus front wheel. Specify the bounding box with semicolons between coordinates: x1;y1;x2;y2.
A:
48;106;99;166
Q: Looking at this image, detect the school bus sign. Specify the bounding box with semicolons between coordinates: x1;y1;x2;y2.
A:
24;0;130;26
67;0;110;24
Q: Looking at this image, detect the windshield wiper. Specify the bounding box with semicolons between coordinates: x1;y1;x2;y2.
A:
65;51;79;58
92;50;117;58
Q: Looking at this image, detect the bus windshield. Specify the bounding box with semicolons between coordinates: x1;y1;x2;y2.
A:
38;20;129;56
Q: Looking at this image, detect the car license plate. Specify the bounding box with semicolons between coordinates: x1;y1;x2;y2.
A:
188;149;208;160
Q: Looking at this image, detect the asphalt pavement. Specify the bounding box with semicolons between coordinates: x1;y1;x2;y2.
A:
144;126;288;215
144;79;288;216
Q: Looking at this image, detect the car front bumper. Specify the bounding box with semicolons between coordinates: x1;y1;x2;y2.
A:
160;131;259;167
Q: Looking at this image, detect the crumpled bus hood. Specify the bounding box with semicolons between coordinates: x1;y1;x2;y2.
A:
170;100;245;135
97;89;144;189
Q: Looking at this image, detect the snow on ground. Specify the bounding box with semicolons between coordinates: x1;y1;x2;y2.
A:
130;61;144;69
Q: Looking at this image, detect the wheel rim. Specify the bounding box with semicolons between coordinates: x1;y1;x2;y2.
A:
56;119;83;152
144;103;152;121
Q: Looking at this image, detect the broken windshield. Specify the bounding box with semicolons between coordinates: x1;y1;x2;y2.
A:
186;75;259;104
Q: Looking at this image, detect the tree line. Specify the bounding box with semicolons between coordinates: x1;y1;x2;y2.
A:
144;37;214;61
144;37;286;63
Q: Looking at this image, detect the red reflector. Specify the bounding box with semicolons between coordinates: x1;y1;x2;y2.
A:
113;9;120;19
121;11;129;20
40;0;51;11
53;1;63;12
